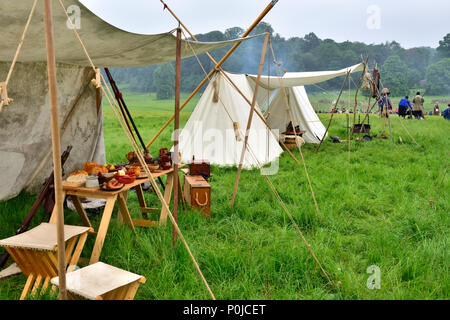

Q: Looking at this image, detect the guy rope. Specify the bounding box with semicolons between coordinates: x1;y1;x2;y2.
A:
0;0;38;111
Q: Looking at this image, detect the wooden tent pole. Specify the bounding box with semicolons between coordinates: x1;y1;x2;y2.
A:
173;28;182;246
348;56;368;160
315;70;351;154
146;0;279;149
231;34;270;209
43;0;67;300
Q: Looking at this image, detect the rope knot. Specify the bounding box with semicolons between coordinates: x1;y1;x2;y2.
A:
91;68;102;89
0;82;13;111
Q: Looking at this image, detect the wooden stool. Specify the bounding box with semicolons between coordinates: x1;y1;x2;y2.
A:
51;262;146;300
0;223;92;300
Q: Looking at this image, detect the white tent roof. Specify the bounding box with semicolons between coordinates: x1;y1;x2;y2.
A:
177;71;283;169
247;63;364;90
0;0;257;67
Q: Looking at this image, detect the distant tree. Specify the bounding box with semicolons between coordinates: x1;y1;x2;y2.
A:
153;63;175;100
424;58;450;95
251;22;274;36
402;47;432;79
302;32;321;52
380;55;410;96
224;27;244;40
436;33;450;59
313;40;342;70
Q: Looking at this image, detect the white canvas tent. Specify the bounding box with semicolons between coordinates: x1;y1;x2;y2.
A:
246;63;364;144
178;64;364;168
0;0;256;201
177;71;283;169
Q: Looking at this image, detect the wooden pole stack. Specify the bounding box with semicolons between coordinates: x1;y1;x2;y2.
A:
173;28;182;246
43;0;67;300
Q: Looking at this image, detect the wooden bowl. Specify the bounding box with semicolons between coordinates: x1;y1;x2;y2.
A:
147;164;160;172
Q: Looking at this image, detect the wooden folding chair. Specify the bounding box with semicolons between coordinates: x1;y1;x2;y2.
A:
51;262;146;300
0;223;92;300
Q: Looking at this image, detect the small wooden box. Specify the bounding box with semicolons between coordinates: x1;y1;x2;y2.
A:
189;160;210;178
183;175;211;217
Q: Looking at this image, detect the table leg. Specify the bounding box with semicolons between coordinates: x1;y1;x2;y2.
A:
89;195;117;265
117;191;128;225
159;173;174;226
70;196;92;228
117;192;136;235
135;185;148;219
49;191;66;224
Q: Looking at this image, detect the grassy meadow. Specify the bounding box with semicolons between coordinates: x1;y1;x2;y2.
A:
0;90;449;300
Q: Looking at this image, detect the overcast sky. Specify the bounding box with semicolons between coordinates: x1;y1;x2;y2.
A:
80;0;449;49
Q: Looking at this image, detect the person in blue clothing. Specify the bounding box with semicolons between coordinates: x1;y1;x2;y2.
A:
378;89;392;118
443;104;450;120
398;96;413;118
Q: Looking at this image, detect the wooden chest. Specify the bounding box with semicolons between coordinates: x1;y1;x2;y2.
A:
183;175;211;217
189;160;210;178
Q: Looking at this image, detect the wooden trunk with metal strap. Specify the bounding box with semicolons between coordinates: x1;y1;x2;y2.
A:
183;175;210;217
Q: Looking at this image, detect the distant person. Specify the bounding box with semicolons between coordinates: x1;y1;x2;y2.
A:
433;104;440;116
413;92;425;119
398;96;413;118
378;94;392;118
443;104;450;120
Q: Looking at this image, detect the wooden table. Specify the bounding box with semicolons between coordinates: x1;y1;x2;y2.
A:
49;166;184;265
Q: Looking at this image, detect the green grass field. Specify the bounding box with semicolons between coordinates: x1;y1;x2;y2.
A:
0;91;448;300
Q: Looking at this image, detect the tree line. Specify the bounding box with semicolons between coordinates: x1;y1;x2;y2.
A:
109;23;450;99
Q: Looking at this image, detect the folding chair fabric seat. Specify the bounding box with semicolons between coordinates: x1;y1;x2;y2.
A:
0;223;91;251
51;262;146;300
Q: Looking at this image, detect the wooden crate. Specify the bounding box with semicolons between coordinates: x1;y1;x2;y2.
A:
183;175;210;217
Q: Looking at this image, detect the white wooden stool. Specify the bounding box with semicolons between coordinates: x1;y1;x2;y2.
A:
0;223;92;300
51;262;146;300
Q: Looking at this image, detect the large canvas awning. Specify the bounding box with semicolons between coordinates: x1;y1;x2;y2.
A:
0;0;257;68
